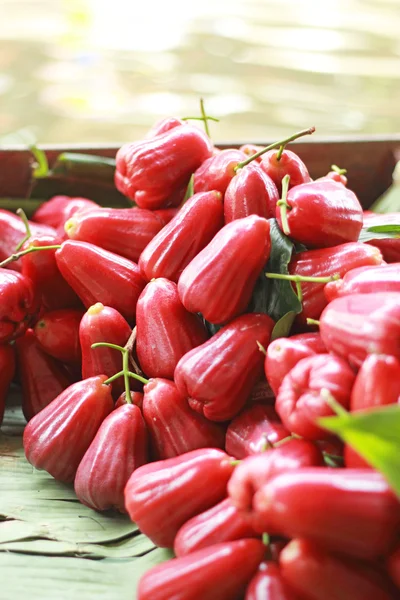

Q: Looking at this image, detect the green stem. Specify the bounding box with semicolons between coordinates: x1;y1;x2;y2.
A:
295;280;303;303
262;533;270;547
103;370;125;385
14;208;32;252
306;318;320;327
265;272;340;284
259;435;274;452
235;126;315;170
0;244;61;268
276;144;284;161
93;342;150;388
256;341;267;356
276;174;291;235
200;98;210;137
229;459;242;466
122;348;131;402
331;164;347;175
272;435;296;448
320;388;349;417
182;98;220;137
29;145;49;179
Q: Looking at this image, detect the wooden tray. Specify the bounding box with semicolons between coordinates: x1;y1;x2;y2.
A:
1;135;400;208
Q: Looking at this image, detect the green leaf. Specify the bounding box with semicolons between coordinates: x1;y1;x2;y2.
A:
51;153;117;184
319;404;400;498
271;311;297;341
358;221;400;242
370;161;400;214
249;219;302;324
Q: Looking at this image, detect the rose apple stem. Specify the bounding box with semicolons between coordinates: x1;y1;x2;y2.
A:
259;435;274;452
276;144;284;161
276;174;291;236
265;271;340;302
256;341;267;356
93;342;149;400
30;144;49;179
265;272;340;284
182;98;219;137
331;164;347;175
306;318;320;327
0;244;62;268
235;126;315;170
123;327;145;377
15;208;32;252
262;532;270;547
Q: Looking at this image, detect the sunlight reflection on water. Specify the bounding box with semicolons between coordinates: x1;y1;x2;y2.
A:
0;0;399;143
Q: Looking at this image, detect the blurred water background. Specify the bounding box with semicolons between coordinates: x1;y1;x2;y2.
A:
0;0;399;144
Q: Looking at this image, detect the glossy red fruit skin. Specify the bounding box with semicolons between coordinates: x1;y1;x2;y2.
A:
387;544;400;591
178;215;271;324
265;332;326;396
0;344;16;426
0;208;56;271
65;207;166;264
289;242;383;326
32;195;71;228
23;375;114;482
325;263;400;302
276;180;363;248
225;404;290;459
280;538;396;600
239;144;263;162
0;268;40;343
139;191;224;283
144;116;185;138
324;170;348;185
74;403;148;512
253;468;400;560
344;445;371;469
138;539;265;600
15;329;73;421
193;149;247;194
115;125;213;209
55;240;146;323
142;378;225;459
319;292;400;367
228;439;324;519
115;391;144;409
351;354;400;411
260;149;311;195
136;279;208;379
32;196;98;231
224;162;279;222
80;303;133;399
245;561;300;600
174;498;259;557
34;309;83;364
175;313;275;422
275;354;356;440
364;212;400;263
124;448;234;547
21;234;82;311
151;207;179;225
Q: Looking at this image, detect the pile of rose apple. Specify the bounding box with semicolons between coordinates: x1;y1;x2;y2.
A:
0;116;399;599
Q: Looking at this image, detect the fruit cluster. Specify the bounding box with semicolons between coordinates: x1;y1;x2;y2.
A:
1;114;400;600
